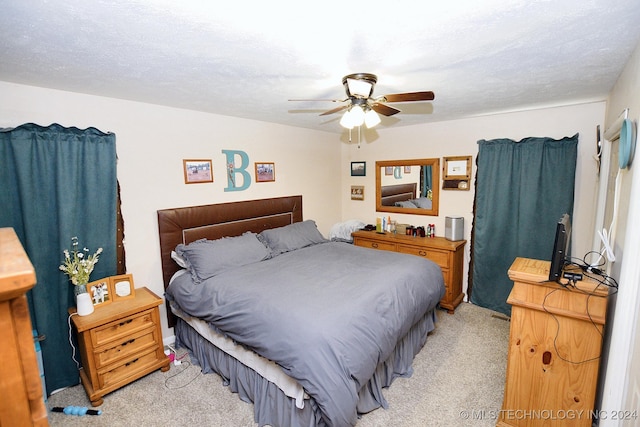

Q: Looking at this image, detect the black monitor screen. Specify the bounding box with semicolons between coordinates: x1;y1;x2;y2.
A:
549;213;571;282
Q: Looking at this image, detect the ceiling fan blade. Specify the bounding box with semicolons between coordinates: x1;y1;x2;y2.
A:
319;105;349;116
288;98;345;102
371;102;401;116
380;91;435;103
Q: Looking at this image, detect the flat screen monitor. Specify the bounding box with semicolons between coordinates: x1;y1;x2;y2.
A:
549;213;571;282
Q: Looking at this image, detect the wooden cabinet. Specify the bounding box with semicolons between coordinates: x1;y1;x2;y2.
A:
351;230;466;313
497;257;609;427
70;286;170;406
0;228;48;426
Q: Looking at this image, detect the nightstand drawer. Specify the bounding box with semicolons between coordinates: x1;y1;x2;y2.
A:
397;244;449;268
98;348;159;389
354;238;397;252
91;309;155;348
94;328;158;369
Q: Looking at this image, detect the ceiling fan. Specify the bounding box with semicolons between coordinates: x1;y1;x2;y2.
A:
289;73;435;129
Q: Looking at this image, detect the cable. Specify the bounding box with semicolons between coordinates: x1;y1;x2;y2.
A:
539;249;619;365
163;350;201;389
541;287;604;365
565;256;619;291
67;313;81;370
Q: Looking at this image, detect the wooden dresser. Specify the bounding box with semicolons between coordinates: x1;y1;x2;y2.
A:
70;286;170;406
497;257;609;427
0;228;48;426
351;230;466;313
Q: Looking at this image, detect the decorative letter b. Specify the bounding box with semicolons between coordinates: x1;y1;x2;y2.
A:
222;149;251;192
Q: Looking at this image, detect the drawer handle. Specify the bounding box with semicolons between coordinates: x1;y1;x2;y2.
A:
125;358;139;367
418;250;427;256
371;243;379;248
119;319;133;327
121;339;135;346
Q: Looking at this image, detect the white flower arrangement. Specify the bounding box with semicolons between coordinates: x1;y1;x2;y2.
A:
59;236;103;287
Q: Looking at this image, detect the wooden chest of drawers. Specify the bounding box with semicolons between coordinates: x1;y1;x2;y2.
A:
70;286;170;406
0;228;48;426
352;230;466;313
497;258;609;427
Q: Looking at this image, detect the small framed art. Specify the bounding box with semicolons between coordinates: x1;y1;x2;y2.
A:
88;278;111;307
255;162;275;182
183;159;213;184
351;185;364;201
110;274;136;301
442;155;472;191
443;156;471;180
351;161;366;177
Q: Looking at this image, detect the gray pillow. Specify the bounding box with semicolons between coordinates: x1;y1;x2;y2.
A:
395;200;418;208
411;197;432;209
259;220;327;256
175;232;270;283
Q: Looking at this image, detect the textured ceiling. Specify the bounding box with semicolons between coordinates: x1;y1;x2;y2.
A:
2;0;640;134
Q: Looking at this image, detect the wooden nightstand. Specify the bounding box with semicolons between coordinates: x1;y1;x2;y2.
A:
69;286;170;406
352;230;466;313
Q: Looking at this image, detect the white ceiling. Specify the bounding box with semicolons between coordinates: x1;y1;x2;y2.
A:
2;0;640;134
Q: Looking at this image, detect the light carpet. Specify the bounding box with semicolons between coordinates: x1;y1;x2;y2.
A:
47;301;510;426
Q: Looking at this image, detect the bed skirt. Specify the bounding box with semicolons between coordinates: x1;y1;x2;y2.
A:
174;309;437;427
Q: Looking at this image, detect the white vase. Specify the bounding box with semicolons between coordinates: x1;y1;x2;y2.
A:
76;292;94;316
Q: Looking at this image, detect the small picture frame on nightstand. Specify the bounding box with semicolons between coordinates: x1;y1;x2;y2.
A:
88;278;111;307
110;274;136;301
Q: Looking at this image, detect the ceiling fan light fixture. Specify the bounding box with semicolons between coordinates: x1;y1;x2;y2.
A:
349;105;365;127
364;109;381;128
340;109;355;129
346;78;373;98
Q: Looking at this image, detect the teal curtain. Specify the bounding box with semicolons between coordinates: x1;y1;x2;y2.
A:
420;165;432;197
0;123;117;394
470;134;578;316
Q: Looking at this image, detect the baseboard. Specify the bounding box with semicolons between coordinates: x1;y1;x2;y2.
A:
163;335;176;348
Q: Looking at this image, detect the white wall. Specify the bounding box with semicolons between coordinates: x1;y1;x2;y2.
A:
340;102;606;297
598;38;640;425
0;81;341;338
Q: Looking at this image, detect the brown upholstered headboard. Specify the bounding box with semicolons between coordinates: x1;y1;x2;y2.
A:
380;183;417;206
157;195;303;326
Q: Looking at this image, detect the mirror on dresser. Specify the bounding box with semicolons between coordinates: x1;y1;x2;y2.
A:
375;158;440;216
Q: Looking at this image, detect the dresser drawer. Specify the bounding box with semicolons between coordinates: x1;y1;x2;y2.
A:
91;309;156;348
397;244;449;268
94;328;158;369
354;237;397;252
97;348;159;390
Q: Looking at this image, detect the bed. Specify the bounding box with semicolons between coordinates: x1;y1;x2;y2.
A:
157;196;445;427
381;183;433;210
380;183;417;206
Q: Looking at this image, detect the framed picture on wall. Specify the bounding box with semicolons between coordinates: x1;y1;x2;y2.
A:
351;161;366;176
351;185;364;201
110;274;136;301
255;162;275;182
442;155;472;191
183;159;213;184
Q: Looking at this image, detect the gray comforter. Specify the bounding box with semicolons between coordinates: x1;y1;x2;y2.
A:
166;241;444;426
